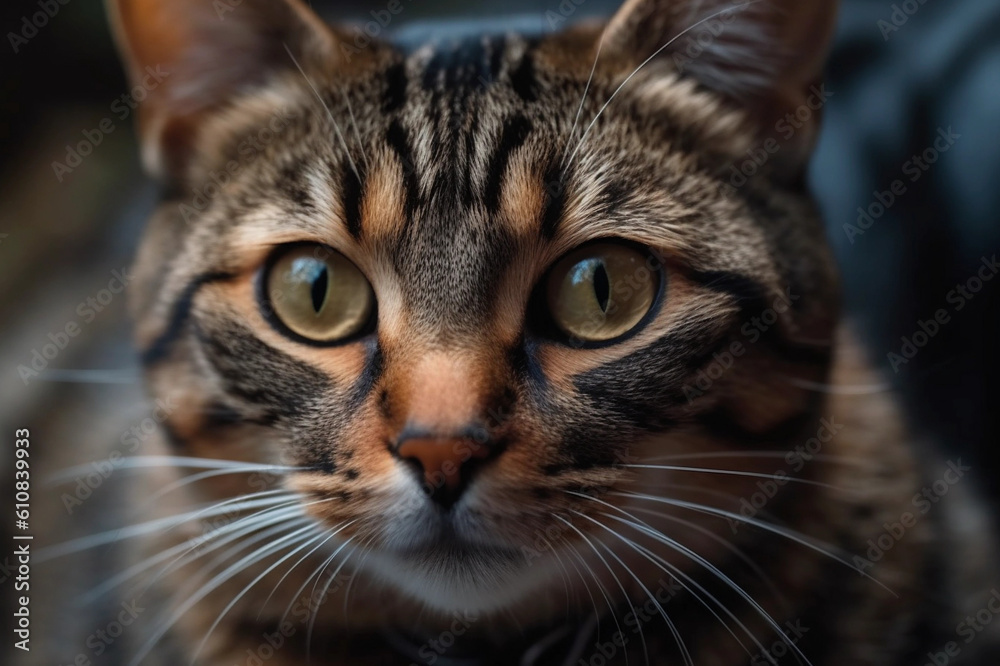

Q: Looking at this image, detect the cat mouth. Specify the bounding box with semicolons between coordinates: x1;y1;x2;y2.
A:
367;533;537;612
387;510;522;561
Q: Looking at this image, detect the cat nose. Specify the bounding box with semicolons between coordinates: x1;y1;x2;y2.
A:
395;431;493;507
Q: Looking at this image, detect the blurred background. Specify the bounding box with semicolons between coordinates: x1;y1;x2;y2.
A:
1;0;999;662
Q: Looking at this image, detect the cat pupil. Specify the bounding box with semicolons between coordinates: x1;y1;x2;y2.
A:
593;262;611;313
310;266;328;313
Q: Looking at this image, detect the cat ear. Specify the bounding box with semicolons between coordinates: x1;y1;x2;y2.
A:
106;0;340;179
603;0;838;166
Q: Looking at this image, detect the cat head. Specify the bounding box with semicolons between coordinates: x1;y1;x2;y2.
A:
110;0;840;614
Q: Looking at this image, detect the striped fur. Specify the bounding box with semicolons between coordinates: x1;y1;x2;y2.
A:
90;0;1000;664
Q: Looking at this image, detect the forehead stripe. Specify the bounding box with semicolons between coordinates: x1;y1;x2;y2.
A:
383;61;407;113
385;120;420;218
483;115;532;215
342;164;365;239
540;161;566;239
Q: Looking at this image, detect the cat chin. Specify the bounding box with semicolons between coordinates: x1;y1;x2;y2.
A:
364;545;562;614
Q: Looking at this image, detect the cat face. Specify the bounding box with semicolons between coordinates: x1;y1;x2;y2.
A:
113;0;839;613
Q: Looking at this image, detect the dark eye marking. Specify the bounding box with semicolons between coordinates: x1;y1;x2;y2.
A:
141;271;237;367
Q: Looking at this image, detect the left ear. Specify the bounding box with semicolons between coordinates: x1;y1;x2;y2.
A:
603;0;839;167
106;0;342;180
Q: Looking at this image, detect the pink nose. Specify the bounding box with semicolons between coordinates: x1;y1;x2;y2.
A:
396;436;491;495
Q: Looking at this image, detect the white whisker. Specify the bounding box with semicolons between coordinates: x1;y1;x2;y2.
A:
615;491;898;598
257;519;356;619
567;513;693;666
564;1;764;172
599;512;808;666
561;535;628;665
626;503;789;610
553;514;651;666
283;43;361;181
306;538;359;660
560;29;607;169
129;520;327;666
38;497;294;562
47;456;304;484
82;500;303;602
622;464;845;491
192;525;341;663
340;85;370;172
571;507;758;662
643;451;876;469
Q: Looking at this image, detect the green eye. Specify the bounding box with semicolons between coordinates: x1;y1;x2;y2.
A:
545;243;661;343
264;245;375;343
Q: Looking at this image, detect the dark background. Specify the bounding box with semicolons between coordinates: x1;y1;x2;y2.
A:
0;4;997;659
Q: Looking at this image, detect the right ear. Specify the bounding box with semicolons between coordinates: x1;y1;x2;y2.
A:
106;0;341;180
602;0;839;171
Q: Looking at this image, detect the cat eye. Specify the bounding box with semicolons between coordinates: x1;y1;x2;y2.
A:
262;245;375;344
543;242;662;344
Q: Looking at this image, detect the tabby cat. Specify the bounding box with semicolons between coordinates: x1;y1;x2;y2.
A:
44;0;1000;663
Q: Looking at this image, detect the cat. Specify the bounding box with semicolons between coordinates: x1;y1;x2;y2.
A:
34;0;1000;664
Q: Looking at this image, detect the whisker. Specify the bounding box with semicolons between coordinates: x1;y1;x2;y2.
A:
614;491;898;598
139;467;300;507
625;503;789;610
157;494;340;591
557;539;603;643
559;28;607;169
257;520;357;619
283;43;362;181
581;516;693;666
37;495;297;562
568;492;796;662
47;456;305;484
307;537;358;661
152;517;313;602
139;508;313;601
535;531;573;612
553;514;651;666
280;531;359;627
167;490;297;529
129;520;326;666
82;500;303;602
571;507;759;663
599;512;809;666
562;538;627;665
621;464;845;491
643;451;876;469
340;85;370;172
342;534;377;619
192;526;339;663
564;1;764;172
627;480;784;525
